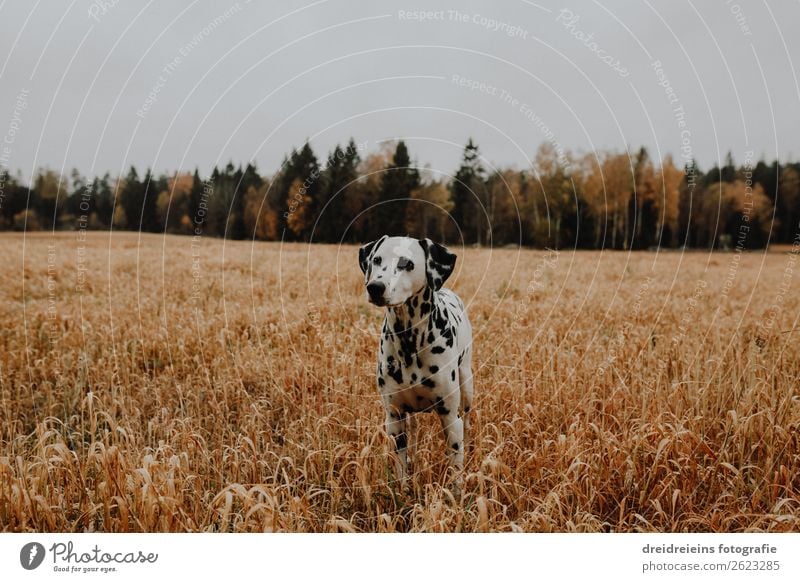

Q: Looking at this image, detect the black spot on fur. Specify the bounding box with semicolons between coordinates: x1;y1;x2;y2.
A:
427;332;435;343
434;397;449;415
464;406;471;413
429;365;439;373
421;377;436;388
393;433;407;450
402;404;415;415
411;373;417;381
431;346;445;354
390;317;417;367
451;370;456;381
451;442;459;450
387;360;403;384
378;376;385;387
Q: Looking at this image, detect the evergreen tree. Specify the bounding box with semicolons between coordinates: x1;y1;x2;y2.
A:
0;171;28;228
450;139;485;244
207;163;237;238
272;153;293;237
678;159;701;247
777;166;800;243
120;166;143;231
206;166;224;236
66;169;91;222
140;169;162;232
94;173;114;227
318;139;361;242
235;163;263;239
240;163;263;194
229;164;246;240
720;151;736;183
376;141;419;237
188;169;205;233
752;159;779;203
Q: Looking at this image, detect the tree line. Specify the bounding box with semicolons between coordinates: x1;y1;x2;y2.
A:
0;138;797;249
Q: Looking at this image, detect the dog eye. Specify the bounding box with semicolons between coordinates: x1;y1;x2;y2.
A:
397;258;414;271
373;256;382;266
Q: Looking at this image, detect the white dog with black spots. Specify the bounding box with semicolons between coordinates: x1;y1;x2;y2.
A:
359;236;474;490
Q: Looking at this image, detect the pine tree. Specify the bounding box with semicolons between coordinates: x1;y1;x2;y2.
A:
235;163;262;239
206;166;224;236
66;169;91;223
376;141;419;237
0;171;28;228
94;173;114;228
209;162;238;238
720;151;736;183
678;159;701;247
319;139;361;242
188;169;205;233
229;164;246;240
450;139;485;244
778;166;800;243
140;169;162;233
120;166;143;231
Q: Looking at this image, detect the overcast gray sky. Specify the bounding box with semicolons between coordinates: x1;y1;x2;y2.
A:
1;0;798;181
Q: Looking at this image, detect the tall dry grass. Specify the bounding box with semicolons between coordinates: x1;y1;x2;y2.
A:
0;231;798;532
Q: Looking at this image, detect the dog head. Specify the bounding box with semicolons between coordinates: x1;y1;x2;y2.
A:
359;236;456;307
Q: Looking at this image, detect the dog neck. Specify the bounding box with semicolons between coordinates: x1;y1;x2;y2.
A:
385;285;439;367
387;285;436;329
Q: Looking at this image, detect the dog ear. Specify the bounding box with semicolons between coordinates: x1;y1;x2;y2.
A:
358;235;387;274
419;238;456;290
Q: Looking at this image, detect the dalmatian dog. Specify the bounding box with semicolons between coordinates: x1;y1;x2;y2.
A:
359;236;474;488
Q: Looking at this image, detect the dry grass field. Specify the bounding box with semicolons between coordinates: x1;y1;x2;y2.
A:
1;231;798;532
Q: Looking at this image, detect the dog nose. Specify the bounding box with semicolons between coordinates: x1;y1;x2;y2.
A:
367;281;385;301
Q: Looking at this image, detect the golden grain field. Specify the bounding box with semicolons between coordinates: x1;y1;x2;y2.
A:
0;231;798;532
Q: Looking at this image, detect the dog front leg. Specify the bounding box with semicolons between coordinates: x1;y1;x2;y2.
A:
438;409;464;494
385;410;408;484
